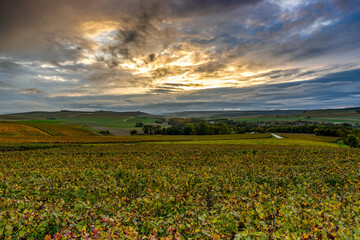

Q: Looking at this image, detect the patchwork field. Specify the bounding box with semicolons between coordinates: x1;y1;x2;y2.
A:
1;131;359;239
0;122;97;137
54;116;158;129
18;116;159;136
231;116;360;124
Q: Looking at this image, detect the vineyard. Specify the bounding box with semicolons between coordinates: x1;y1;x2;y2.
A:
0;122;97;137
0;123;49;137
1;132;360;239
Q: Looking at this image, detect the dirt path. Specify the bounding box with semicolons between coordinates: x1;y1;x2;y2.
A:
271;133;283;139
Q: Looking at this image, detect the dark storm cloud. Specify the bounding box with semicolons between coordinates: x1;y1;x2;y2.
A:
268;14;360;62
0;80;10;87
98;1;172;67
182;0;360;68
0;60;21;73
171;0;263;16
20;88;44;95
195;62;225;74
264;2;360;62
1;0;358;67
0;0;83;52
0;0;263;66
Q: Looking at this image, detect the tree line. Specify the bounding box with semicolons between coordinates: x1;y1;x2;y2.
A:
133;120;360;148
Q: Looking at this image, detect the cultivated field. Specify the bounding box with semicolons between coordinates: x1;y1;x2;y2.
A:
0;124;359;239
0;122;97;137
231;116;360;124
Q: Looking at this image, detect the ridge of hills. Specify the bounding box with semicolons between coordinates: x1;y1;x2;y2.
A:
0;107;359;120
166;107;360;119
0;110;152;120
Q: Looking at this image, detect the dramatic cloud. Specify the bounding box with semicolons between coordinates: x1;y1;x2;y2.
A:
0;0;359;113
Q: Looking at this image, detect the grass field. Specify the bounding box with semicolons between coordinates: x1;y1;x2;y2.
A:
1;128;359;239
19;120;66;124
55;116;158;129
20;116;158;129
18;116;159;135
231;116;360;123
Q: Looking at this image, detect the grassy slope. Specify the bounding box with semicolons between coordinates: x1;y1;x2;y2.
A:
0;122;49;136
2;108;359;127
55;116;158;129
231;116;360;123
0;111;150;119
18;116;158;132
25;123;97;136
0;111;159;134
166;107;360;120
0;122;96;137
231;107;360;123
297;107;360;117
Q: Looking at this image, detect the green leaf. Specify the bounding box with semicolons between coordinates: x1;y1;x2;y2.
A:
234;234;241;240
19;230;27;238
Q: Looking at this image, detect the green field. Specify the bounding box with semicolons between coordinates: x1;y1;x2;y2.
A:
19;120;66;124
231;116;360;123
21;116;157;129
17;116;159;135
58;116;157;129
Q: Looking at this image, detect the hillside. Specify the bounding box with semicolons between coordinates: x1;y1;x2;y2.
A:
0;122;50;136
2;107;359;121
165;107;360;120
0;111;163;136
0;121;97;137
0;110;153;120
1;107;359;135
166;110;305;119
296;107;360;118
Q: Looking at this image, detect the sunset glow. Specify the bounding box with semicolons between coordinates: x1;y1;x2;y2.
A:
0;0;359;113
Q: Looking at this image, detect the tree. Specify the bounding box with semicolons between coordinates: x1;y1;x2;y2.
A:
184;123;196;135
345;135;359;148
155;118;166;124
143;125;159;135
196;123;211;135
135;122;144;127
99;130;111;135
130;130;137;135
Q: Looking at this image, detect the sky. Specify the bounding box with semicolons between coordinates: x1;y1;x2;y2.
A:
0;0;359;114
